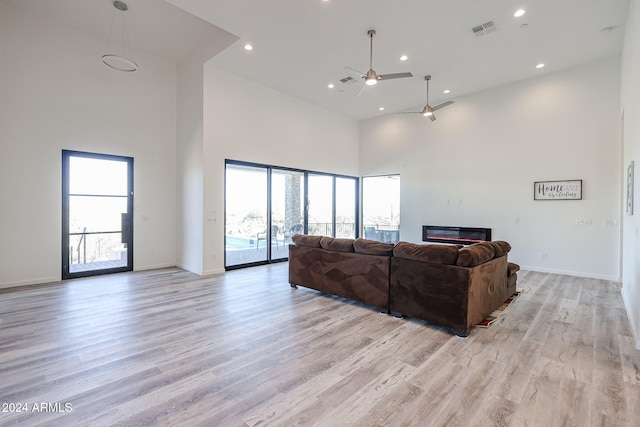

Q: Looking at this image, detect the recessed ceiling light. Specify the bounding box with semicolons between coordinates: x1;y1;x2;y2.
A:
514;9;526;18
379;107;385;111
328;83;334;89
244;43;253;51
400;55;408;61
536;63;545;69
443;89;451;94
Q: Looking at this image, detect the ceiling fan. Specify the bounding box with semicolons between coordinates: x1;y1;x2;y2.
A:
346;29;413;95
400;75;454;121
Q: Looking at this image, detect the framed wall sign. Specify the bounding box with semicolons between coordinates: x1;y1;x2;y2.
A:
627;161;634;215
534;180;582;200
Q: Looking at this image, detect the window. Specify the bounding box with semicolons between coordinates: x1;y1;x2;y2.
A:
362;175;400;243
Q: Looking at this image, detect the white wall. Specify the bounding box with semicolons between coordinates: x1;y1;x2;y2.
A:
175;51;205;275
361;58;621;281
0;4;178;287
202;66;360;274
621;0;640;349
175;36;237;275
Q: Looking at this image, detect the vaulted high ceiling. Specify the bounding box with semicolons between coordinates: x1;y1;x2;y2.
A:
3;0;629;120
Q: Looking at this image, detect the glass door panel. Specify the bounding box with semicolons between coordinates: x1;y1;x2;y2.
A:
225;164;268;268
272;169;305;260
335;177;357;238
307;174;333;237
62;151;133;279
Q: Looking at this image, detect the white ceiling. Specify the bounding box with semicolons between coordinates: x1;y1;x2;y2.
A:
0;0;234;62
4;0;630;121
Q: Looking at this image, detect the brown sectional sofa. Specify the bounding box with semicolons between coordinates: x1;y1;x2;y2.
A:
288;235;515;336
288;235;394;311
390;240;510;336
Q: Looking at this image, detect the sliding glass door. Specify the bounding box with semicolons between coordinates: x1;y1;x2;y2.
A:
62;150;133;279
225;160;358;269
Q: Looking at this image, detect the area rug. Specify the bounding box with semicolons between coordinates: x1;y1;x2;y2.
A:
477;291;520;327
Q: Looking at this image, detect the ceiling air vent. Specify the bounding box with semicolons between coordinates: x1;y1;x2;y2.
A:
472;20;499;37
340;76;358;85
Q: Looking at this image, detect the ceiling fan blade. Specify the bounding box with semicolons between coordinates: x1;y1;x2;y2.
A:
378;72;413;81
429;114;436;122
398;111;422;114
432;100;454;111
356;82;367;96
345;66;365;77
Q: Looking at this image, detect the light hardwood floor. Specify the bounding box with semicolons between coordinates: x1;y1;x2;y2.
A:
1;264;639;426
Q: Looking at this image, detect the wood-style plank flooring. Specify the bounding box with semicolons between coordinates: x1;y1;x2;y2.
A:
1;264;639;426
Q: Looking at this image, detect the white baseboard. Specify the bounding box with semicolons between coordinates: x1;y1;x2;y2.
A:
0;276;60;290
202;268;225;276
0;264;179;290
134;263;178;272
176;262;202;275
519;266;620;282
175;263;224;276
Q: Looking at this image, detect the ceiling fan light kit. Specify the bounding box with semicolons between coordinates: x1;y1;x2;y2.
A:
399;75;454;122
365;69;378;85
347;29;413;94
102;1;138;72
346;30;451;119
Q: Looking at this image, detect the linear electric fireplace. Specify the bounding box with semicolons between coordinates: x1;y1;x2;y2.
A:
422;225;492;245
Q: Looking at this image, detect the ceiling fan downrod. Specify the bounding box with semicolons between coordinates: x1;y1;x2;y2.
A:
365;29;378;85
424;75;433;116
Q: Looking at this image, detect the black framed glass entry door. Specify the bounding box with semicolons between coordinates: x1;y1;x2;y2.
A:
62;150;133;279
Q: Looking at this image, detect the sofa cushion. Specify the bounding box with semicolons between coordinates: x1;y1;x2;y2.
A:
353;238;395;256
490;241;512;257
393;242;459;265
292;234;322;248
320;237;355;253
507;262;520;276
456;242;496;267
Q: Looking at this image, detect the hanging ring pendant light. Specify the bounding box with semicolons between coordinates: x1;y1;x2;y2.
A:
102;54;137;72
102;1;138;72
